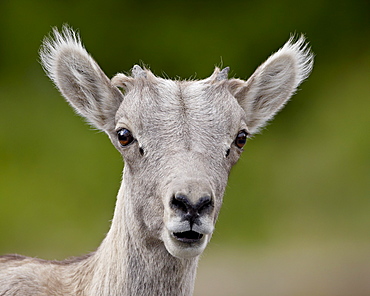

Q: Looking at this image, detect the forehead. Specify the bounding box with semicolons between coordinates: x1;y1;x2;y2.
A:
116;76;245;143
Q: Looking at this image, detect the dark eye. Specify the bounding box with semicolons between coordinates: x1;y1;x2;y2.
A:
234;130;248;149
117;128;135;147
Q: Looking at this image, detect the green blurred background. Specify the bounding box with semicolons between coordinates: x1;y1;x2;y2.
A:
0;0;369;295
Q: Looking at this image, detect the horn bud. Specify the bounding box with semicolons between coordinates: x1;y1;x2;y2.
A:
132;65;147;78
217;67;230;81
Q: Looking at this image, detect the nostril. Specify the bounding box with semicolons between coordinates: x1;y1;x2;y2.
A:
171;194;190;213
195;195;213;213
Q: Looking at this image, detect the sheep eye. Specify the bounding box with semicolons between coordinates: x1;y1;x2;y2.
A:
234;130;248;149
117;128;135;147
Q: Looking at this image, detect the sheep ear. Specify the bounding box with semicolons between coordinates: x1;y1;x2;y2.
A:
40;26;124;133
229;36;313;134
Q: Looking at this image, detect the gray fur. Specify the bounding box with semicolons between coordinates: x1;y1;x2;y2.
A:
0;26;313;295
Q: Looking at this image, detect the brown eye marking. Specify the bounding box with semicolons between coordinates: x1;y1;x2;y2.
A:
117;128;135;147
234;130;248;149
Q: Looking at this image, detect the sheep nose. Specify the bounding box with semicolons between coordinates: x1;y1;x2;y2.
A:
171;193;213;226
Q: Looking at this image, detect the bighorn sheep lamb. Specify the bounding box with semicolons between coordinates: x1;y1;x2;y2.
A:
0;26;313;295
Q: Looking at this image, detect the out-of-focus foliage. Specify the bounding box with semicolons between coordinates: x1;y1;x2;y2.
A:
0;1;369;291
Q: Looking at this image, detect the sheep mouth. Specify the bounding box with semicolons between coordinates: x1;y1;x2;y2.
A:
173;231;203;244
